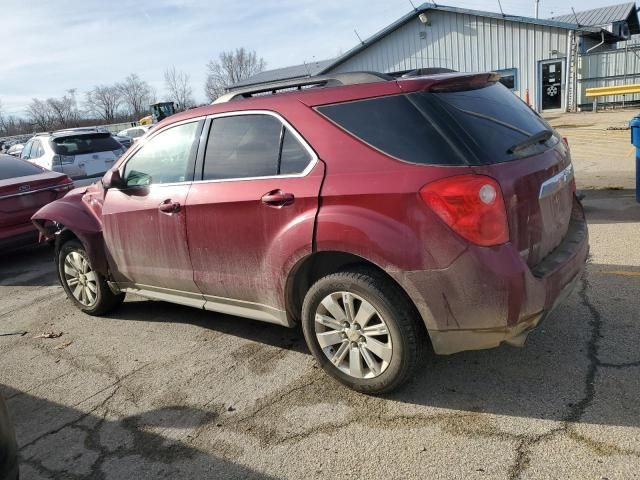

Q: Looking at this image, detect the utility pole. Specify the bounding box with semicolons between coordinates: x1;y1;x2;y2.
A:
535;0;540;19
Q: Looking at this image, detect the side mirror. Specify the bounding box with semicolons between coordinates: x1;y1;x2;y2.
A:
102;169;125;190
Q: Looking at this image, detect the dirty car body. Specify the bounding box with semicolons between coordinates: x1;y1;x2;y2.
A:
32;71;589;393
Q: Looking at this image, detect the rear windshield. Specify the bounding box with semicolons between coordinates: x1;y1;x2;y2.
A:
51;133;122;156
317;82;555;165
0;155;44;180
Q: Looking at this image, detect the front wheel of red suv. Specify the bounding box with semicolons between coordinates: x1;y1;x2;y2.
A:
301;269;424;394
57;240;125;316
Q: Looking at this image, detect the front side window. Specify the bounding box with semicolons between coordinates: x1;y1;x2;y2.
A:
30;140;43;159
123;121;199;187
203;115;282;180
21;141;33;159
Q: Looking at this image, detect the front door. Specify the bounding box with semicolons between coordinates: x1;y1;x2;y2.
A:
185;113;324;320
541;60;563;110
102;120;203;302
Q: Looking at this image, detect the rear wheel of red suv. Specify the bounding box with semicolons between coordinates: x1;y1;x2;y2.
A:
57;240;125;316
301;269;424;394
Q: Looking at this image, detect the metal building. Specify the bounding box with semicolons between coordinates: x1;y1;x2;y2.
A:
230;3;640;113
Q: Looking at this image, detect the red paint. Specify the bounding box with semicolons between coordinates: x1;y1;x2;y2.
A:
1;158;72;249
31;73;588;352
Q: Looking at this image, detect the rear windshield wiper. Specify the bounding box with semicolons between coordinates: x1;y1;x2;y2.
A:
507;130;553;154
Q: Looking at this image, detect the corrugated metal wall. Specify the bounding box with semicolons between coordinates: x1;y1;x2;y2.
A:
578;45;640;106
327;10;571;111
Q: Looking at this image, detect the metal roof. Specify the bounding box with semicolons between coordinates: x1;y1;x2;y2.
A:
319;3;601;74
228;58;335;90
550;2;637;27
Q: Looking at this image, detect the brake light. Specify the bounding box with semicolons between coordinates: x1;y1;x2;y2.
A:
419;175;509;246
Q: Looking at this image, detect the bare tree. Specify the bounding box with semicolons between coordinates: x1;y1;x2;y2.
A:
84;85;122;122
164;67;194;111
205;48;266;101
0;100;5;135
118;74;152;119
46;90;79;129
27;98;56;131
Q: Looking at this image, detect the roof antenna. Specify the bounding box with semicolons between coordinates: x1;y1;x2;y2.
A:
497;0;505;17
571;7;582;27
354;29;365;45
409;0;417;10
302;60;311;77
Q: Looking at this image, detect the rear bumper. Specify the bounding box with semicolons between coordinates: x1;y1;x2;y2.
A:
392;199;589;355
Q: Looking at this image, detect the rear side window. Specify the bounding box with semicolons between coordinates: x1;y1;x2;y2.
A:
318;82;554;165
203;115;282;180
0;156;43;180
280;129;311;174
317;95;463;165
430;82;553;163
52;133;122;156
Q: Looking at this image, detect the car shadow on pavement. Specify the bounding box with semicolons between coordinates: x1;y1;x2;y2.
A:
385;263;640;430
1;384;277;479
106;299;309;355
0;244;58;287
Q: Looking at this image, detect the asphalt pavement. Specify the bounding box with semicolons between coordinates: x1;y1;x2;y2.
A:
1;149;639;478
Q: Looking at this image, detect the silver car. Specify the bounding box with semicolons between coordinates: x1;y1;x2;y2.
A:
21;129;125;186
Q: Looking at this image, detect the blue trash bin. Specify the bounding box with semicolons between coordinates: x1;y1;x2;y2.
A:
629;115;640;203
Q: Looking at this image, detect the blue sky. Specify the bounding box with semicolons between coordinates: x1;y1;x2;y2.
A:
1;0;627;116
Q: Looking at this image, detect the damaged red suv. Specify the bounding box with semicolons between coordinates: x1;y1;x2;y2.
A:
33;72;588;393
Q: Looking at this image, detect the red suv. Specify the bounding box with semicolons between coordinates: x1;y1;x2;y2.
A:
33;72;588;393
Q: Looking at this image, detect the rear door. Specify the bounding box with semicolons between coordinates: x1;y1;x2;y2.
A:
102;120;203;299
185;112;324;315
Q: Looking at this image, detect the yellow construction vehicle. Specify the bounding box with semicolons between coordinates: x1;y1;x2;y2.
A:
139;101;176;125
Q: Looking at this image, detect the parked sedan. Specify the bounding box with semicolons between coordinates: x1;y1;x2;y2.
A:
117;125;150;143
0;394;18;480
0;154;73;250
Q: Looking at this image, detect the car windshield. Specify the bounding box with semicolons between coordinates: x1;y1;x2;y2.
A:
0;155;43;180
51;133;122;155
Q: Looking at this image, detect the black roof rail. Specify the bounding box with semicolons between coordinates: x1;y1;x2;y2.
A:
213;71;393;104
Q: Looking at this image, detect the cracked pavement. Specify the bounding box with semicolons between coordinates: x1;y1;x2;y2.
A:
1;188;639;479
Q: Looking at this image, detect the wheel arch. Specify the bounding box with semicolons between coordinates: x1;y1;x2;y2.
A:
284;250;430;337
32;195;110;275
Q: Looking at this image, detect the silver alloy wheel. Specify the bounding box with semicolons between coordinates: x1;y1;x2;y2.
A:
63;251;98;307
315;291;392;379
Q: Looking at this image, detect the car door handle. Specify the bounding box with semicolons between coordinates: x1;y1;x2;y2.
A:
261;190;294;208
159;199;181;213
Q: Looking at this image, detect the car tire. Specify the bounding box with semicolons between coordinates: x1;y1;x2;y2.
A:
57;239;125;316
301;268;425;394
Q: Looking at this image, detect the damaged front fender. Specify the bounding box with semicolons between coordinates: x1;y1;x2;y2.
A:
31;185;109;274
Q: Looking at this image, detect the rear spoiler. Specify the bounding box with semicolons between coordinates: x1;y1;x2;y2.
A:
426;73;501;93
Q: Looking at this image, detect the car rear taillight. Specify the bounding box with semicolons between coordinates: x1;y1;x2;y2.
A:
419;175;509;247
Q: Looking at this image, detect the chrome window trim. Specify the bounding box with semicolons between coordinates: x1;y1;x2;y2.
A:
539;163;574;199
194;109;318;184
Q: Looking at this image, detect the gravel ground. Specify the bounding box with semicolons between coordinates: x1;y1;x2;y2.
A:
1;115;639;479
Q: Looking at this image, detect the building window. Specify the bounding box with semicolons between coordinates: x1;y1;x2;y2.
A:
496;68;518;90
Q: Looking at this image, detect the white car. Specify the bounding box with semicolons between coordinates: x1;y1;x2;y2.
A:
117;125;150;143
21;129;125;186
